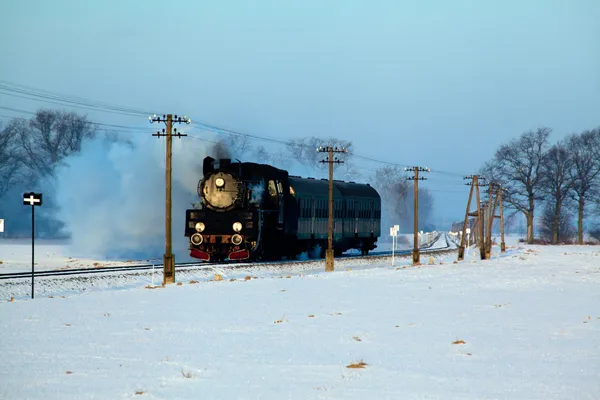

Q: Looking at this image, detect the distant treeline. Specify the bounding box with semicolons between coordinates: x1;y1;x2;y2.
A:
478;126;600;244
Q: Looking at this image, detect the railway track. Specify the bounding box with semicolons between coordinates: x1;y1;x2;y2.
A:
0;233;454;281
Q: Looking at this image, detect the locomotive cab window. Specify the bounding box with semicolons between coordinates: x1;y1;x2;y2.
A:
268;180;277;197
289;185;295;196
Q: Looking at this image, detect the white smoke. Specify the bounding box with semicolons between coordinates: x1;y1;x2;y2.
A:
248;179;265;206
53;132;210;261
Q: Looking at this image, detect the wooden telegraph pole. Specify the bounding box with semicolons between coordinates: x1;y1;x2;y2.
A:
317;145;347;272
150;114;190;284
484;183;500;259
486;184;506;254
498;186;506;253
405;166;430;265
457;175;486;261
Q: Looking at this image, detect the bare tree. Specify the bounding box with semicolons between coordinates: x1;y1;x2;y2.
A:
539;141;574;244
481;127;551;244
369;165;434;233
0;122;21;199
253;145;271;164
370;165;406;230
286;136;354;174
330;159;364;183
566;128;600;244
8;109;97;178
285;137;322;168
539;202;575;243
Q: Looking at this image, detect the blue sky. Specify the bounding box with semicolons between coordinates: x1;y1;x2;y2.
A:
1;0;599;227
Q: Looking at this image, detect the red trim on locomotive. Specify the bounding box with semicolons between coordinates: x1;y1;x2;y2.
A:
228;249;249;260
190;249;210;261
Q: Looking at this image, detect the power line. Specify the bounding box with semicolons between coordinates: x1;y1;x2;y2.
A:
0;80;153;116
0;80;475;178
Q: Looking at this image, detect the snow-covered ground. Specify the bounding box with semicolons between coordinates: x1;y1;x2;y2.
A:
1;235;598;399
0;238;156;273
0;233;431;274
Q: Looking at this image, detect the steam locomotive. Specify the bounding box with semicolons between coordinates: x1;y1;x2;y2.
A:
184;156;382;262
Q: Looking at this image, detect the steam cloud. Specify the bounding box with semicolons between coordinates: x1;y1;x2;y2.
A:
53;133;210;261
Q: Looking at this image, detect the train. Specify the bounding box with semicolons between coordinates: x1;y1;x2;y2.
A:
184;156;382;262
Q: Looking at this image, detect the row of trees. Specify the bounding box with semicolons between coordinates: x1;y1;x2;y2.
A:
481;126;600;244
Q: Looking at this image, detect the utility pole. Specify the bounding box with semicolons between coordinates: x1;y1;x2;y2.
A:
150;114;190;285
484;183;500;259
498;186;506;253
318;145;347;272
405;166;429;265
458;175;486;261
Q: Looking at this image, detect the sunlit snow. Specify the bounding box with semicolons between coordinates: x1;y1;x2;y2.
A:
1;235;598;400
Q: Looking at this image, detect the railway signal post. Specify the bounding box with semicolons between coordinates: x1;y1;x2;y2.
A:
23;192;42;299
150;114;189;285
405;166;429;265
318;145;347;272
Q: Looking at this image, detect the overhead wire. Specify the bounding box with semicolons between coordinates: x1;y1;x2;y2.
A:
0;79;475;179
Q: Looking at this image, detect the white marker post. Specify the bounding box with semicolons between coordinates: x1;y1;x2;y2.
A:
0;219;4;233
390;226;399;266
23;192;43;299
466;228;471;256
394;225;399;251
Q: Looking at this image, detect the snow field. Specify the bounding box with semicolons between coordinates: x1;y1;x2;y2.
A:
0;240;598;399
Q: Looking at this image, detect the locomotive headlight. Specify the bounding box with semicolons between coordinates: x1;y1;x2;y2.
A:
195;222;205;232
215;177;225;188
231;234;243;245
232;222;242;232
191;233;203;245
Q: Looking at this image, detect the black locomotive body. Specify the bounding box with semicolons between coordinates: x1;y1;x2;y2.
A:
184;156;381;262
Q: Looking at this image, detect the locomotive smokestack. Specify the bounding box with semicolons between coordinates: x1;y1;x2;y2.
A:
203;156;215;175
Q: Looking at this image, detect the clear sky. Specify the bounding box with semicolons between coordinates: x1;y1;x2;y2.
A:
1;0;599;226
